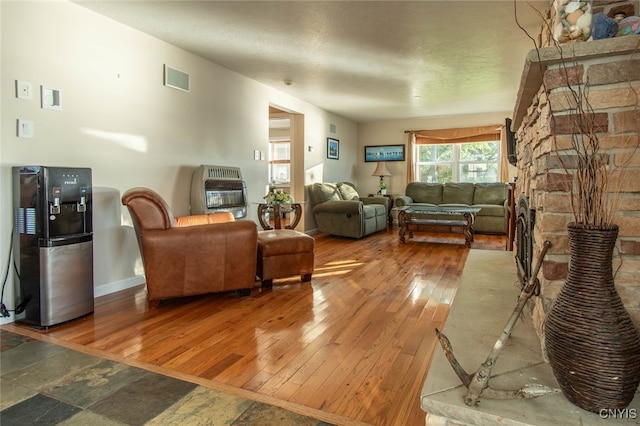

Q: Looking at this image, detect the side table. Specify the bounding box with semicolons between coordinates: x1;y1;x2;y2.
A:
257;203;302;230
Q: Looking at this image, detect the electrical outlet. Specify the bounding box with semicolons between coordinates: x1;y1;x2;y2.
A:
16;80;32;100
254;150;260;160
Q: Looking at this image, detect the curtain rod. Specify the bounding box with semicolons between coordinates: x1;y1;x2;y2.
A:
405;126;503;134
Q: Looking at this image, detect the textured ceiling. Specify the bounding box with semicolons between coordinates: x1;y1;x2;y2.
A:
75;0;550;123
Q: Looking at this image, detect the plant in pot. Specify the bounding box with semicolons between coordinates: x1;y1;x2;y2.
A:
264;188;293;204
517;1;640;413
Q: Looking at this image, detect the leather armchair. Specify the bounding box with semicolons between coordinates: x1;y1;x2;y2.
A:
122;187;258;307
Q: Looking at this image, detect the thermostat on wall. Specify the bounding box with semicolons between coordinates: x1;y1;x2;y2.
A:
41;86;62;111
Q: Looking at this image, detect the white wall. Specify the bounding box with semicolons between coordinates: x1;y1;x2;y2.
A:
0;1;358;324
356;112;513;197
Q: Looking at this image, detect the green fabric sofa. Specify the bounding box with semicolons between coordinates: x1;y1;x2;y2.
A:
308;182;389;238
394;182;510;234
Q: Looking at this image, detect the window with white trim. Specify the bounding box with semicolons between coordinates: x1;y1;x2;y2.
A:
415;141;500;183
269;140;290;184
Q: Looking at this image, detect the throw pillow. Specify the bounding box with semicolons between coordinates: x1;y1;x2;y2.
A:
337;182;360;200
310;183;341;204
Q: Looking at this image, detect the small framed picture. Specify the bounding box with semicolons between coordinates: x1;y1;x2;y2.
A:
327;137;339;160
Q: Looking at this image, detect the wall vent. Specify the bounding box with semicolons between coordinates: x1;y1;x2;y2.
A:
164;65;190;92
203;165;243;180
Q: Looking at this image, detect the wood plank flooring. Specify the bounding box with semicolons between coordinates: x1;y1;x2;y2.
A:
3;228;506;426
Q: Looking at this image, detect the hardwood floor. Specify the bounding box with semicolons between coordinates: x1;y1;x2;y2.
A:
4;228;506;426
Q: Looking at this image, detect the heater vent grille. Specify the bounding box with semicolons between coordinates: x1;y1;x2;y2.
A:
204;166;243;181
191;165;247;217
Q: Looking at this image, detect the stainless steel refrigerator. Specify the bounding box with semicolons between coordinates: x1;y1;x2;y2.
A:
13;166;94;327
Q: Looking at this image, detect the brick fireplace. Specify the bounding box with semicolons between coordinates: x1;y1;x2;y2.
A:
512;26;640;354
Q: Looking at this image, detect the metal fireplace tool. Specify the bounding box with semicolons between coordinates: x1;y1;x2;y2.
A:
435;240;559;406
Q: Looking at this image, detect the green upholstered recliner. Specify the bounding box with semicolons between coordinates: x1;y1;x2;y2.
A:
308;182;389;239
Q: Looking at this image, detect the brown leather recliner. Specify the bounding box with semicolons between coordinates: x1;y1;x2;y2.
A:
121;187;258;307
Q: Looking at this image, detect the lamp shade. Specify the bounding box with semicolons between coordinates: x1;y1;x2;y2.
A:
372;161;391;177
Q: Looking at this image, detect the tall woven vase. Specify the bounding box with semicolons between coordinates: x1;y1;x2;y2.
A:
545;223;640;413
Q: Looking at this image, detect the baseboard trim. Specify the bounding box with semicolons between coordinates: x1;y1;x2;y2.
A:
94;276;145;298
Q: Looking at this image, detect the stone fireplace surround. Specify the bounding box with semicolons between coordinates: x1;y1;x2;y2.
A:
420;4;640;425
512;32;640;356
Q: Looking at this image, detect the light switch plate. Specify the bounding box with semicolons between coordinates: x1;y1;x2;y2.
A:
16;80;33;100
254;150;260;160
17;119;34;138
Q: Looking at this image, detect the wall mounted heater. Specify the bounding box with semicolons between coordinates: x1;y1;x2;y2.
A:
190;165;248;218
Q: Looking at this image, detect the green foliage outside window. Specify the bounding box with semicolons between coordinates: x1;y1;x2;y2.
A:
416;141;500;183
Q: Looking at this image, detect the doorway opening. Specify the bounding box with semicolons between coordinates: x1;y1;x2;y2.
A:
269;105;305;229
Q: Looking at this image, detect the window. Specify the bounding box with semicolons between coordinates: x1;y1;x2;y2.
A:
415;141;500;183
269;140;290;184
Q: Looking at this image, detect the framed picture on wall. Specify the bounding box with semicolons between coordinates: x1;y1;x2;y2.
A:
364;144;405;162
327;138;339;160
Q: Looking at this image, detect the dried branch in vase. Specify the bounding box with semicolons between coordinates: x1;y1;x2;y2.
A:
514;1;640;229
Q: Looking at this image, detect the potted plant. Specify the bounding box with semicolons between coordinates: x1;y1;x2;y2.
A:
264;188;293;204
380;182;387;195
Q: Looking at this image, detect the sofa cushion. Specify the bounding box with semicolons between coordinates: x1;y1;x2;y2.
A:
443;182;474;205
337;182;360;201
473;183;508;206
310;183;342;204
406;182;443;204
362;205;378;219
474;204;505;217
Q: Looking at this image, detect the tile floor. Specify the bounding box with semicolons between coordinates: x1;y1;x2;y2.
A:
0;330;333;426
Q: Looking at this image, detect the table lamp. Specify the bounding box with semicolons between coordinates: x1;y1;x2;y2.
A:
372;162;391;194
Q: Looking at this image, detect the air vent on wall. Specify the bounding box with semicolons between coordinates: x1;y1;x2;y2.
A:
164;65;190;92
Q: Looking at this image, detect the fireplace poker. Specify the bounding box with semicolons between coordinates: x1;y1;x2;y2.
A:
435;240;559;406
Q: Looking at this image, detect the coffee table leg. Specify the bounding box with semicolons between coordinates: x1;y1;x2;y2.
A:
398;210;407;243
463;213;476;247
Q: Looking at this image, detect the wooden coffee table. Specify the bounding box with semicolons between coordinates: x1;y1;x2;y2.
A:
398;205;481;247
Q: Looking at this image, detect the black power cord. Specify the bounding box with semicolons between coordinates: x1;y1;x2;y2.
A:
0;229;14;317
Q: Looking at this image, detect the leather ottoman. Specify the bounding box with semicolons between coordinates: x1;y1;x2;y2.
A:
257;230;315;288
